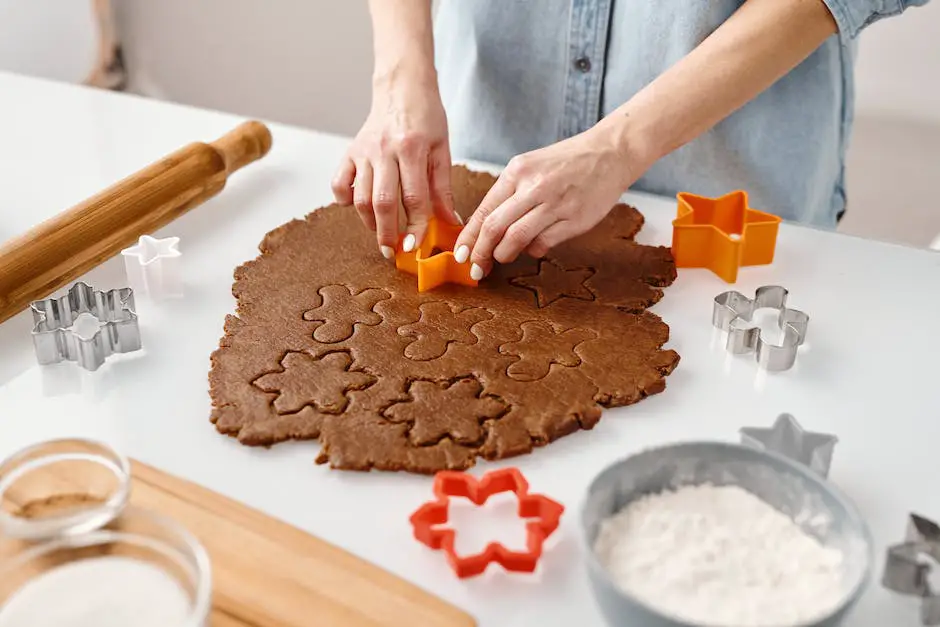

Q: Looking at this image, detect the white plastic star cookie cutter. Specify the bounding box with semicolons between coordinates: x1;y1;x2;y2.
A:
121;234;183;299
739;412;838;478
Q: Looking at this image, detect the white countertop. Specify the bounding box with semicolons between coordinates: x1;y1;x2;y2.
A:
1;71;938;626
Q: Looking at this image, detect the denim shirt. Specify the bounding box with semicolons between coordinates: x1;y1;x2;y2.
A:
432;0;929;228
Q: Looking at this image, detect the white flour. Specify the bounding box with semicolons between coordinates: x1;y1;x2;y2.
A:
594;483;846;626
0;556;192;627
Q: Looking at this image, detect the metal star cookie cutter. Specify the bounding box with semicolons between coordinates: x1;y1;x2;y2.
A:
739;413;837;478
712;285;809;371
121;234;183;299
882;513;940;625
30;281;142;371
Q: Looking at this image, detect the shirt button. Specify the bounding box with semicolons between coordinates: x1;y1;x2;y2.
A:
574;56;591;72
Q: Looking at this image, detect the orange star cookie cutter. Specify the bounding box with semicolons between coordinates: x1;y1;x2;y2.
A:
395;218;478;292
671;190;782;283
409;467;564;579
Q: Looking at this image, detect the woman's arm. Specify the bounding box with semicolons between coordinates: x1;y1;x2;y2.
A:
333;0;459;259
367;0;437;88
599;0;839;173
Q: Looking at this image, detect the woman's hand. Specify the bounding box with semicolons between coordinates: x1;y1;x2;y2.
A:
331;76;461;259
453;124;642;279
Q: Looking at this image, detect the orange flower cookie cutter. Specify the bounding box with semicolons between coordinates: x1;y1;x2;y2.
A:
671;190;782;283
409;467;564;579
395;219;478;292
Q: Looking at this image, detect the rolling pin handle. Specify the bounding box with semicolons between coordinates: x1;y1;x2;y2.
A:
210;120;273;175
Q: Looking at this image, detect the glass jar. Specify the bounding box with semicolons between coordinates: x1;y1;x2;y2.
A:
0;439;211;627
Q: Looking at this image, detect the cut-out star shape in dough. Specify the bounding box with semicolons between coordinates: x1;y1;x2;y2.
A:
382;377;508;446
509;259;595;308
253;351;376;415
739;413;837;477
499;320;597;381
303;285;390;343
121;234;181;265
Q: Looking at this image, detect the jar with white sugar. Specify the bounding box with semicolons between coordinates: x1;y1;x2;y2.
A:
0;439;211;627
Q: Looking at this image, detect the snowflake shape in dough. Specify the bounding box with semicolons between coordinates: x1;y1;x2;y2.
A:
382;377;508;446
253;350;376;414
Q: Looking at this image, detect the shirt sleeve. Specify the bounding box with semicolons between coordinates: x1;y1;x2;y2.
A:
821;0;932;41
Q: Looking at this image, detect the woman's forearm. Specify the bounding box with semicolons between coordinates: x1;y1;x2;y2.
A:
601;0;838;172
368;0;437;88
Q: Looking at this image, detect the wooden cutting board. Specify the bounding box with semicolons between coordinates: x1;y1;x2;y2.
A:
0;458;476;627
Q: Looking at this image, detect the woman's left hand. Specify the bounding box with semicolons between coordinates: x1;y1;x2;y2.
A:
453;125;641;279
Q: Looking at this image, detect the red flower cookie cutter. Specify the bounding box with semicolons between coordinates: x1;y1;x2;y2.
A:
409;467;564;578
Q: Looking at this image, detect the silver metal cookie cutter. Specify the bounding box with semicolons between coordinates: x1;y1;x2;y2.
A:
30;281;142;371
712;285;809;371
883;513;940;625
739;413;838;478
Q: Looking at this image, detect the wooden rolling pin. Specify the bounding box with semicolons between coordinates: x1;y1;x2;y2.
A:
0;120;273;325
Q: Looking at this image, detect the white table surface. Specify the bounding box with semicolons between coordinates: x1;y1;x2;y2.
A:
1;70;938;626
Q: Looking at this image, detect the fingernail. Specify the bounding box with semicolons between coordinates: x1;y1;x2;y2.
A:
470;263;484;281
380;245;395;259
453;209;464;225
402;233;416;252
454;245;470;264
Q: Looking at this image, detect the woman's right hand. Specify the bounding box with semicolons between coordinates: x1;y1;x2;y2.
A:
331;73;461;259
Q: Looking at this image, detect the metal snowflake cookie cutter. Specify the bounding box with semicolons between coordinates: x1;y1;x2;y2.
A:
30;281;142;372
121;234;183;299
712;285;809;371
739;413;837;478
882;513;940;625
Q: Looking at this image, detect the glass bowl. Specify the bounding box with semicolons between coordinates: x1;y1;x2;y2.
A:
0;439;211;627
578;441;874;627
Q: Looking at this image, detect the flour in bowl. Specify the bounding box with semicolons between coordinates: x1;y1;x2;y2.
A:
594;483;846;626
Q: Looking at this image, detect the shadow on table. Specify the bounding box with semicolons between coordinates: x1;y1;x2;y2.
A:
454;530;582;609
0;324;157;401
0;310;38;388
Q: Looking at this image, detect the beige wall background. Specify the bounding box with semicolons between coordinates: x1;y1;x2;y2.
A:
0;0;96;83
0;0;937;248
841;2;940;248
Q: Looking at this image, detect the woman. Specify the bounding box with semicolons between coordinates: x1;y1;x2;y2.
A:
332;0;928;280
84;0;127;91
